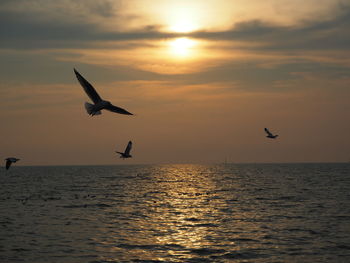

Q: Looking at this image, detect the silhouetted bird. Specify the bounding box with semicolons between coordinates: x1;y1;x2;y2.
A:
73;68;133;116
5;158;20;170
264;128;278;139
116;141;133;159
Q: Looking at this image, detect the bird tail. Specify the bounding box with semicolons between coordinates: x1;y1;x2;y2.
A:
84;102;101;116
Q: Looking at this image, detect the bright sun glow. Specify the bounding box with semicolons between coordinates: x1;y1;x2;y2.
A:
170;20;197;33
167;5;199;33
169;37;197;57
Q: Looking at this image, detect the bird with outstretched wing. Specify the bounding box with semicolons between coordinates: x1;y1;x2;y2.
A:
73;68;133;116
115;141;133;159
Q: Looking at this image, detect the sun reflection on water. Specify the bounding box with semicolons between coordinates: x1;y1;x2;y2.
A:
3;165;341;262
92;164;261;262
144;165;223;258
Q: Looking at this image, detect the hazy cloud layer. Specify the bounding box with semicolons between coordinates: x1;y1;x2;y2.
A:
0;1;349;52
193;7;350;51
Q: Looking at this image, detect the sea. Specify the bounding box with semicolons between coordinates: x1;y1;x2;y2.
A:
0;163;349;263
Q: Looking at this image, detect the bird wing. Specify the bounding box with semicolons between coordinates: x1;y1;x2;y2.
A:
264;128;273;136
125;141;132;155
5;160;12;170
105;103;133;115
74;68;102;104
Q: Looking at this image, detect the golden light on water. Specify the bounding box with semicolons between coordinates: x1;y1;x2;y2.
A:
148;165;220;258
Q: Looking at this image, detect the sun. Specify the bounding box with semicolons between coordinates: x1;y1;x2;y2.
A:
169;20;197;33
166;5;199;33
169;37;197;57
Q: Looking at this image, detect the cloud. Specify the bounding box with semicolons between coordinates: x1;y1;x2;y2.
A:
0;0;167;49
0;0;349;52
192;6;350;51
0;11;174;49
0;0;117;18
1;0;349;97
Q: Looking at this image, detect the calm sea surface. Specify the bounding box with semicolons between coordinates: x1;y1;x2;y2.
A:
0;163;349;263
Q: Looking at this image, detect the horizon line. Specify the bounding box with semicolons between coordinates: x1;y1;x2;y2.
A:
2;161;349;168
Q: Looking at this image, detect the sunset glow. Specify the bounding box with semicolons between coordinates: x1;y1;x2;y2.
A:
1;2;349;263
165;4;200;33
0;0;349;165
168;37;197;57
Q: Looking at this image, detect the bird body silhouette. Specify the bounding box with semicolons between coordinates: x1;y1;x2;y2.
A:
116;141;133;159
5;157;20;170
74;68;133;116
264;128;278;139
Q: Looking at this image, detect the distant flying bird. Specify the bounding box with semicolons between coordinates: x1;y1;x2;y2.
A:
116;141;133;159
264;128;278;139
73;68;133;116
5;158;20;170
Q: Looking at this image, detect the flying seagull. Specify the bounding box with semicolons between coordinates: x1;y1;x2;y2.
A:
73;68;133;116
264;128;278;139
5;158;20;170
116;141;133;159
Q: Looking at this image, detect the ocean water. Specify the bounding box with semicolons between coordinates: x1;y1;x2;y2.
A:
0;163;349;263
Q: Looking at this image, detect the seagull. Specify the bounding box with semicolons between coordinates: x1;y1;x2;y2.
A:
5;158;20;170
264;128;278;139
73;68;133;116
116;141;133;159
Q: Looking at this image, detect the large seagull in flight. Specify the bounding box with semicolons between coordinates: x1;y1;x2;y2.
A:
74;68;133;116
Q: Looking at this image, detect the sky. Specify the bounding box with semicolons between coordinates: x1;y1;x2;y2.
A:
0;0;349;165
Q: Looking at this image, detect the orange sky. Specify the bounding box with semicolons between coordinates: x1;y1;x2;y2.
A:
0;0;349;165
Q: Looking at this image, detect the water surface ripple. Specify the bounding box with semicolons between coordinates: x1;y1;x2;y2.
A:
0;163;349;262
